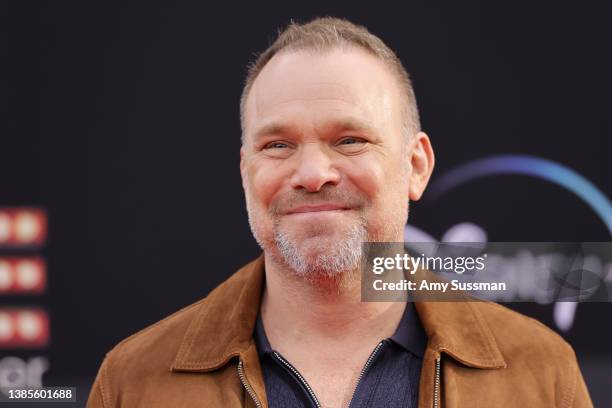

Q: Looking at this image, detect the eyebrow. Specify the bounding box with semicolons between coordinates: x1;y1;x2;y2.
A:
252;123;292;140
252;117;378;140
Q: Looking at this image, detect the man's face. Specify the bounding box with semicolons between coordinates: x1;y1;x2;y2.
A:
241;47;419;281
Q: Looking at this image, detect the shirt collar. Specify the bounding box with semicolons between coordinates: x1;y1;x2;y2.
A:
254;301;427;359
389;301;427;358
254;309;273;356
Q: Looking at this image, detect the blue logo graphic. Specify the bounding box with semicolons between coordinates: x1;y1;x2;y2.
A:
428;154;611;234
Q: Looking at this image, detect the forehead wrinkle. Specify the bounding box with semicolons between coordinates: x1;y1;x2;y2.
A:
253;96;363;124
311;116;379;136
253;114;378;141
251;80;363;119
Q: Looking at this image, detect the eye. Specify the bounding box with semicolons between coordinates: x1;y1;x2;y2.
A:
261;140;294;158
338;137;363;145
336;137;368;152
263;141;289;149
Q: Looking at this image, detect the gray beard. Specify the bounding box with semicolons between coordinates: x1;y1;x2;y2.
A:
273;220;367;282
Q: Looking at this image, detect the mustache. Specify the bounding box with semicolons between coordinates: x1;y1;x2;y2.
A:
269;186;368;216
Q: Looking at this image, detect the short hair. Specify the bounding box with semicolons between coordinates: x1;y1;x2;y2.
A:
240;17;421;143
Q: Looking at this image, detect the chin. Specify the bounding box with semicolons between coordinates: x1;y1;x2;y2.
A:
274;223;366;281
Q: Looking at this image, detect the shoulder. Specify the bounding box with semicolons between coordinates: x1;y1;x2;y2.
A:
473;301;575;362
87;257;266;407
470;301;589;406
87;296;208;407
98;257;262;376
101;296;206;376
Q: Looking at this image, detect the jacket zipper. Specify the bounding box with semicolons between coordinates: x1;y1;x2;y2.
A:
348;340;385;408
272;351;322;408
433;354;441;408
237;360;262;408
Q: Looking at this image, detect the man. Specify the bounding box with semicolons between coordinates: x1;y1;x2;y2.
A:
87;17;592;407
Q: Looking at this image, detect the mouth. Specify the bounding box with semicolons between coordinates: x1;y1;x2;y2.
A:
285;204;351;215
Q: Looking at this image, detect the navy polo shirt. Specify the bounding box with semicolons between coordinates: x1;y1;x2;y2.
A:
254;302;427;408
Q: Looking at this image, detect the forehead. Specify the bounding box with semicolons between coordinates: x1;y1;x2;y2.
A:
244;47;403;136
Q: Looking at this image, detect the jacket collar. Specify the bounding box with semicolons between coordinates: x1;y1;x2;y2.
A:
172;255;265;372
414;300;506;368
171;254;506;372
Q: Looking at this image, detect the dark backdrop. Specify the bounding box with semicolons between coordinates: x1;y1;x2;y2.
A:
2;1;611;406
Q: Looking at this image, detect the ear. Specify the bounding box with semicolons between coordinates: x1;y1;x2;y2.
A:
408;131;435;201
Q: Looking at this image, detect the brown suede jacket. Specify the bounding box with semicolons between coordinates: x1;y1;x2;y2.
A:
87;255;593;407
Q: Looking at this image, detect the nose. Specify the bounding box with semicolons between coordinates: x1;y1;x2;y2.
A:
289;143;340;192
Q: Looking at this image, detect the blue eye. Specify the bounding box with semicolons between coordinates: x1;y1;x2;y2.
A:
265;142;288;149
339;137;365;145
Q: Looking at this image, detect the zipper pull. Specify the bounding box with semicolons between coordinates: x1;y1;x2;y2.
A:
237;360;263;408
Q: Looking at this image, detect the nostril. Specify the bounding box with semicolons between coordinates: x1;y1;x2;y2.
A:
290;167;340;193
291;173;340;193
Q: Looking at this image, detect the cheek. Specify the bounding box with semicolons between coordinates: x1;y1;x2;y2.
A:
348;164;382;199
344;155;404;202
246;160;286;207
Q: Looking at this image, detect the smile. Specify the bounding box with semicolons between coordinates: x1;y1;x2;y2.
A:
285;204;351;214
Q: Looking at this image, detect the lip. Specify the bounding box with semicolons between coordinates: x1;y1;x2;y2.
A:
285;204;350;215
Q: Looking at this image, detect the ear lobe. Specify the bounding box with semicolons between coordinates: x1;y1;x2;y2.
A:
408;132;435;201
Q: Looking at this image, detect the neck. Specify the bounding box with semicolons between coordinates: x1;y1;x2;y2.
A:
261;252;406;352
